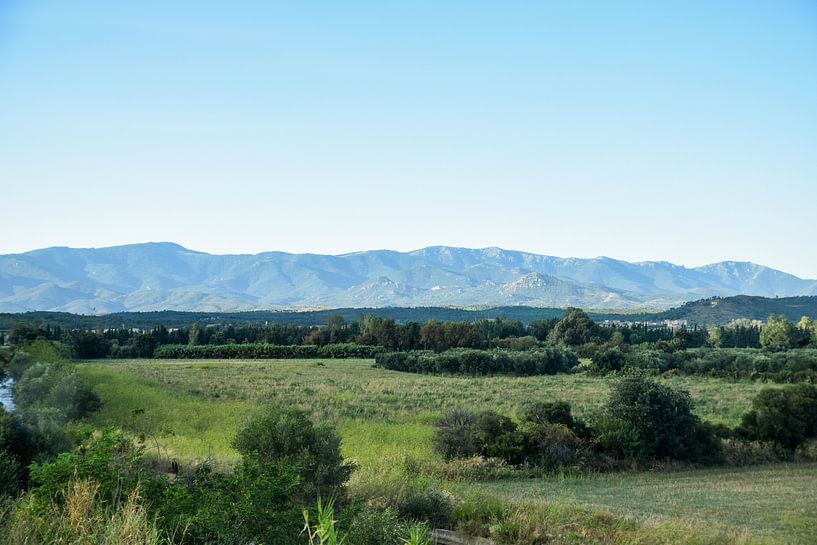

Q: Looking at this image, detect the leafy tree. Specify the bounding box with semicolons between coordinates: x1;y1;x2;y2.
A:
760;315;796;349
592;347;625;372
547;308;601;346
527;318;560;342
188;323;201;345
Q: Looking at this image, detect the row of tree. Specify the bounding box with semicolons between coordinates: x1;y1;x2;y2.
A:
4;309;817;359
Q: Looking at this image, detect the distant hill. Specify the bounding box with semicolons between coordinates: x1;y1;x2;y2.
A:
1;296;816;331
1;243;816;312
650;296;817;324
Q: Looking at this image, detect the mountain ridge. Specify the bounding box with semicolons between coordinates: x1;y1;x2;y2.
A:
1;243;815;313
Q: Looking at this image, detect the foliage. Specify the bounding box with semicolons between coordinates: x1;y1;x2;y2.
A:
154;342;383;359
303;497;346;545
344;505;404;545
402;521;431;545
620;347;817;382
432;409;480;461
375;348;579;376
164;457;301;545
546;308;601;346
737;383;817;450
592;347;625;372
434;406;592;469
759;314;798;349
598;375;720;462
232;403;354;505
3;479;169;545
0;450;20;498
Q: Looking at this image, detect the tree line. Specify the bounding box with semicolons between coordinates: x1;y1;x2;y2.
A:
4;308;816;360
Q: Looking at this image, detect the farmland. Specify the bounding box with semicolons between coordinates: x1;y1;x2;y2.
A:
76;358;817;544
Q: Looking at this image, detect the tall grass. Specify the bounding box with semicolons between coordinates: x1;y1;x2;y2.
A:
4;479;170;545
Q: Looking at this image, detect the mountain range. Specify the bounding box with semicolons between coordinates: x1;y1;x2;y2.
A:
1;243;816;313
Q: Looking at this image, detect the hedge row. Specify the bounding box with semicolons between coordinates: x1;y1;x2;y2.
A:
153;343;385;359
624;348;817;382
375;348;579;376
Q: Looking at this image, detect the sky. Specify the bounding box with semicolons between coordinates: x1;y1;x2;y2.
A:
1;1;816;277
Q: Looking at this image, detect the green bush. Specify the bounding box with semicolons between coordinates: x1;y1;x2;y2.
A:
375;347;579;376
3;479;170;545
0;450;20;498
433;409;480;461
345;505;405;545
434;406;593;470
154;342;383;359
26;427;306;545
737;383;817;450
598;375;720;462
398;485;453;528
160;457;301;545
721;439;784;466
45;373;100;420
520;401;591;438
0;408;33;472
592;347;625;372
622;347;817;381
232;403;354;505
517;422;587;469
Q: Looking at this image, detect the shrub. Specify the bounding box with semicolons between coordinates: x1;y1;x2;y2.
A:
431;456;511;481
795;439;817;462
520;401;590;438
20;407;72;459
7;352;32;381
45;373;100;420
345;505;405;545
28;428;144;502
375;348;579;376
434;407;593;470
517;422;587;469
599;375;720;462
165;457;302;545
721;439;784;466
25;427;306;545
592;348;625;372
0;450;20;498
399;485;453;528
232;403;354;504
154;342;383;359
737;384;817;450
433;409;480;461
0;408;33;470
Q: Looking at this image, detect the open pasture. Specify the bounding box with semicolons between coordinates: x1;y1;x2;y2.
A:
466;464;817;543
77;358;817;544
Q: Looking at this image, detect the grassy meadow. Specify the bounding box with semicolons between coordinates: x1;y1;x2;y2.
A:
77;358;817;544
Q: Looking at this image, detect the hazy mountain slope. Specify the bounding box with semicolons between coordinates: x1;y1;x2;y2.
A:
3;295;817;330
0;243;815;312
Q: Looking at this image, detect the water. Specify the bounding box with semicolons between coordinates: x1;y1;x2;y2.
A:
0;377;14;412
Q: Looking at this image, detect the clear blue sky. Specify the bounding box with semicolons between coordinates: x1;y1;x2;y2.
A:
1;1;816;277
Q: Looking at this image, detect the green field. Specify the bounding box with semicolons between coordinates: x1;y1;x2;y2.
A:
77;359;817;544
464;464;817;543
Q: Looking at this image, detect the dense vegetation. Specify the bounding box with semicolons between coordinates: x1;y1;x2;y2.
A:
0;308;769;358
155;342;384;359
375;348;579;376
0;343;437;545
2;305;817;544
